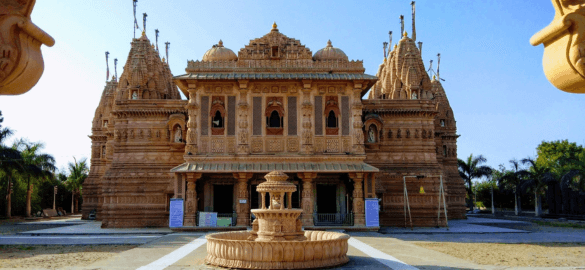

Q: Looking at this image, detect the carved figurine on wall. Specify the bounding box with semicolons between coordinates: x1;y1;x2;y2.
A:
368;125;376;143
174;126;182;143
531;0;585;93
131;91;138;100
411;91;418;99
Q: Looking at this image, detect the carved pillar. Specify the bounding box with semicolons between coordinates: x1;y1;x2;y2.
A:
349;172;365;226
234;172;253;226
351;82;365;154
184;173;202;227
298;172;316;226
185;84;199;155
237;80;250;154
300;82;313;154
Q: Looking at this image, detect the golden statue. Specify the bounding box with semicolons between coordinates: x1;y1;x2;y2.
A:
531;0;585;93
0;0;54;95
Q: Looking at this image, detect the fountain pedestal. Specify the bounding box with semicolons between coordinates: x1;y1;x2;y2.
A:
205;171;350;269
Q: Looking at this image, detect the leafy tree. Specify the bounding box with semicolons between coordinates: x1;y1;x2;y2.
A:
65;157;88;214
520;157;555;217
498;159;526;215
458;154;493;211
14;139;56;217
0;111;23;218
536;140;585;178
559;151;585;193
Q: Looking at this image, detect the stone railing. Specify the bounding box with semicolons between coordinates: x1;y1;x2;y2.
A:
205;230;349;269
186;59;365;73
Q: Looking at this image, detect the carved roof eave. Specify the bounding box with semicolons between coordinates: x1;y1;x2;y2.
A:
88;135;107;141
362;108;438;117
112;109;188;118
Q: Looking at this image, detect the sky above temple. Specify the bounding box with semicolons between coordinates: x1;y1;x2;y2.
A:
0;0;583;178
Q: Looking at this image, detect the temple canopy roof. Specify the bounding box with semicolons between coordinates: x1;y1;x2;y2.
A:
171;161;379;173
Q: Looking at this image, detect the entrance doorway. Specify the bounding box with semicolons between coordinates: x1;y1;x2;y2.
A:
317;184;337;213
213;185;233;213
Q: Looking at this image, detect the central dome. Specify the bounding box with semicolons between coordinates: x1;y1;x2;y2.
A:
202;40;238;61
313;40;348;61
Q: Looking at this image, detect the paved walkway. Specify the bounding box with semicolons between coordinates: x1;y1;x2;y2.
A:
1;216;584;269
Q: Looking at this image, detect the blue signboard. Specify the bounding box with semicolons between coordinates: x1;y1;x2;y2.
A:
365;198;380;227
169;199;184;228
198;212;218;227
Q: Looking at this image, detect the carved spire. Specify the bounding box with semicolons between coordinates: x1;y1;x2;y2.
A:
411;1;416;42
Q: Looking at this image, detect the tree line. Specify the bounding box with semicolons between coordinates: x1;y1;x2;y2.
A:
458;139;585;216
0;111;88;218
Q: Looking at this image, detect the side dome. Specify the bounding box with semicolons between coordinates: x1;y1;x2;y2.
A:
313;40;348;61
202;40;238;61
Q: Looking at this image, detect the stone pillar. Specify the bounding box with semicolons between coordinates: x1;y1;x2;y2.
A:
350;172;365;226
300;80;313;154
351;82;365;154
184;173;202;227
237;80;250;154
298;172;316;226
185;84;199;155
233;172;253;227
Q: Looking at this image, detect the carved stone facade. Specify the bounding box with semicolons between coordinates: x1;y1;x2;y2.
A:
84;21;465;228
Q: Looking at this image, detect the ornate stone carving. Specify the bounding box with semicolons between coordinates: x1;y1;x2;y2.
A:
287;138;299;152
251;138;263;153
326;138;340;153
0;0;55;95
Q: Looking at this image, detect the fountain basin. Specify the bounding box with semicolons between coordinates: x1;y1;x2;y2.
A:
205;230;350;269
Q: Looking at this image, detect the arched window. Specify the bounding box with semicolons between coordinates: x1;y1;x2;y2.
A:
212;110;223;128
268;110;282;128
326;110;337;128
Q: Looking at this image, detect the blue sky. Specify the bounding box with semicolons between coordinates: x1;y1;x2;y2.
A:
0;0;583;174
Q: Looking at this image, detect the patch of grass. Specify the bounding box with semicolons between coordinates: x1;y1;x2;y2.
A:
533;220;585;229
17;246;35;251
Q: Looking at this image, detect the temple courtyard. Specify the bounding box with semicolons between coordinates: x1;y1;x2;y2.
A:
0;216;584;269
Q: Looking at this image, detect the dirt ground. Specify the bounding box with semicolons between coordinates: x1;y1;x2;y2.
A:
414;241;585;267
0;245;138;269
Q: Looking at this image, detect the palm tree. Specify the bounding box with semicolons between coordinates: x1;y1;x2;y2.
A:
0;111;23;218
15;139;56;217
499;159;526;216
457;154;493;211
489;164;507;214
520;157;555;217
66;157;88;214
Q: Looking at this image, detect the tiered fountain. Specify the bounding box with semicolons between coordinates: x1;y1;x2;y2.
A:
206;171;350;269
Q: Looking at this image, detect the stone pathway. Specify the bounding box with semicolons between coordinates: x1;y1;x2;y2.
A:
1;216;584;269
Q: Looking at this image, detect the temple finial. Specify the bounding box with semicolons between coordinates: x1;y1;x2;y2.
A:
383;42;388;58
114;58;118;81
418;41;422;54
165;41;170;64
411;1;416;42
218;39;223;47
400;15;404;38
327;39;332;47
142;13;147;34
437;53;441;80
155;29;159;51
272;21;277;29
389;31;393;52
133;0;139;38
105;51;110;81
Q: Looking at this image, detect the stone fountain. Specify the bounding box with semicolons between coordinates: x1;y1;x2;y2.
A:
205;171;350;269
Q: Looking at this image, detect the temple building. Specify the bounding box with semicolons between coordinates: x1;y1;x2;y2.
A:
83;19;464;228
